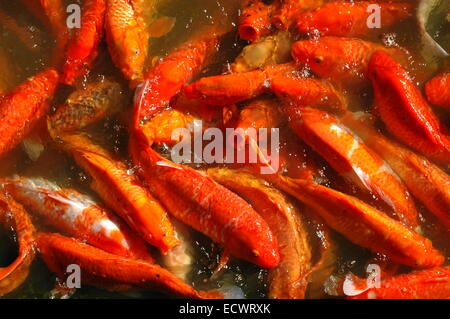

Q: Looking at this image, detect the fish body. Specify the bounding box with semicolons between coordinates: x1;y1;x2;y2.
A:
208;168;313;299
341;112;450;230
54;133;178;254
296;2;412;37
105;0;149;83
134;31;220;124
286;106;420;228
352;266;450;299
291;37;408;86
0;69;59;158
268;175;443;269
369;51;450;164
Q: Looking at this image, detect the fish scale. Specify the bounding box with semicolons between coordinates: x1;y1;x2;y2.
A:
106;0;149;83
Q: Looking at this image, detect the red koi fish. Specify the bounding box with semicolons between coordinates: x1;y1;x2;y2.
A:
296;1;412;38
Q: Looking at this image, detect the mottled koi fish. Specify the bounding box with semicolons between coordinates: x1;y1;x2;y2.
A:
49;78;123;133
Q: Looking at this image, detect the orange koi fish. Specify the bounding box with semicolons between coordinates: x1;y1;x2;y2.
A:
267;175;443;269
130;135;280;268
369;51;450;165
